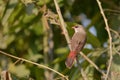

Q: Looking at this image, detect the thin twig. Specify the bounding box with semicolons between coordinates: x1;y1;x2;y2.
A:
0;50;68;80
113;45;120;56
96;0;113;80
53;0;71;50
79;52;106;77
110;28;120;39
13;59;22;65
104;9;120;14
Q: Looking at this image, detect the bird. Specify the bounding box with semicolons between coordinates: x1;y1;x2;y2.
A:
65;25;87;69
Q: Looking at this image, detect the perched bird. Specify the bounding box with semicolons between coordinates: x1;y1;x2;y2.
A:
65;25;87;69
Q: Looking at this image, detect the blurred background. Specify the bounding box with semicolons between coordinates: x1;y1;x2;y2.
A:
0;0;120;80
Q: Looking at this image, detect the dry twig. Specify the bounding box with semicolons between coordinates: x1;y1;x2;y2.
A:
96;0;113;79
79;52;106;77
53;0;71;49
0;50;68;80
110;28;120;39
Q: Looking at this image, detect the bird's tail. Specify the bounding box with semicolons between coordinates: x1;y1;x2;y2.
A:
65;51;77;69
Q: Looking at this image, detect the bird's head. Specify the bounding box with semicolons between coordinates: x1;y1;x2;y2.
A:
72;25;85;33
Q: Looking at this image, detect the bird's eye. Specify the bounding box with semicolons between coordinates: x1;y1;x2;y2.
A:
75;26;78;28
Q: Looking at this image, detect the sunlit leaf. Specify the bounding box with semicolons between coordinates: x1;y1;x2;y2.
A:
55;47;68;54
9;64;30;77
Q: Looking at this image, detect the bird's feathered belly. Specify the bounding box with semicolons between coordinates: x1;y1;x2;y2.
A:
71;32;86;53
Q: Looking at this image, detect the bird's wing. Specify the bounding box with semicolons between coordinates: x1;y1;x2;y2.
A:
71;32;86;52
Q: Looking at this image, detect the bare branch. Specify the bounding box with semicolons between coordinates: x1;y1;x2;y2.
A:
53;0;71;50
0;50;68;80
79;52;106;77
96;0;113;79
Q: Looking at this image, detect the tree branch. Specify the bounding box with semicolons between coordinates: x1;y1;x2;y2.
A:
53;0;71;50
79;52;106;77
96;0;113;79
0;50;68;80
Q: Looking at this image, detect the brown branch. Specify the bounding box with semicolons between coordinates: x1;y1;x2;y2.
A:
96;0;113;79
104;9;120;14
0;50;68;80
79;52;106;77
110;28;120;39
53;0;71;50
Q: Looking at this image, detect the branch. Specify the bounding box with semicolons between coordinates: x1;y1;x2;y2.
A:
110;28;120;39
53;0;71;50
0;50;68;80
79;52;106;77
96;0;113;79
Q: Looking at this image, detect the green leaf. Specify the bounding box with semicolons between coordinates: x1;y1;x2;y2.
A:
9;64;30;77
55;47;68;54
26;48;43;62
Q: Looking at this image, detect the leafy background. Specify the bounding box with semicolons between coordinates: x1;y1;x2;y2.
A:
0;0;120;80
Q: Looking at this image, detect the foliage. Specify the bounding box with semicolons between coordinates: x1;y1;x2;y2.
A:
0;0;120;80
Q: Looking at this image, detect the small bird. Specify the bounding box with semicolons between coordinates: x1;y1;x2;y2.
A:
65;25;87;69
